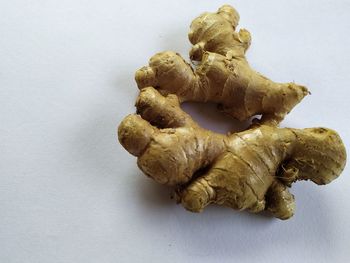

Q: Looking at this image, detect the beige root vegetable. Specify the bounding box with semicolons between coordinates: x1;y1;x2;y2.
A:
118;87;346;219
135;5;309;125
188;4;251;60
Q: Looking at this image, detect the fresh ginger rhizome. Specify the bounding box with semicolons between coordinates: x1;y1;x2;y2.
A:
118;5;346;220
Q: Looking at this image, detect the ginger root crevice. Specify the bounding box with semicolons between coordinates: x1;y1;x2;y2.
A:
135;5;309;126
118;87;346;219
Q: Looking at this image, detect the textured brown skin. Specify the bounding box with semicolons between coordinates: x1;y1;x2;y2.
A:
188;5;249;60
118;88;346;219
136;51;308;125
118;87;226;185
135;5;309;125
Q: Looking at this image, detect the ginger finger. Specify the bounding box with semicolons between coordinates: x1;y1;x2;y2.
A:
266;181;295;220
136;87;195;128
136;51;308;125
189;5;243;60
181;177;216;213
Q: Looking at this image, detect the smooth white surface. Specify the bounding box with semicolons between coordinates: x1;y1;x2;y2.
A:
1;1;349;262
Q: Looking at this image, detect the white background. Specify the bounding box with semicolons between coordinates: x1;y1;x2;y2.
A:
1;0;349;262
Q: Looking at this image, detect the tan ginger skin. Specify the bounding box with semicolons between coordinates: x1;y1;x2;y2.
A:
118;87;346;220
135;5;309;125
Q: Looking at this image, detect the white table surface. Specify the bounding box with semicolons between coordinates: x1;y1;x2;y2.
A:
1;1;349;262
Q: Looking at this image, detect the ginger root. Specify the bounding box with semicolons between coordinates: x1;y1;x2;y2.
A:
118;5;347;220
135;5;309;125
118;88;346;219
188;5;247;60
